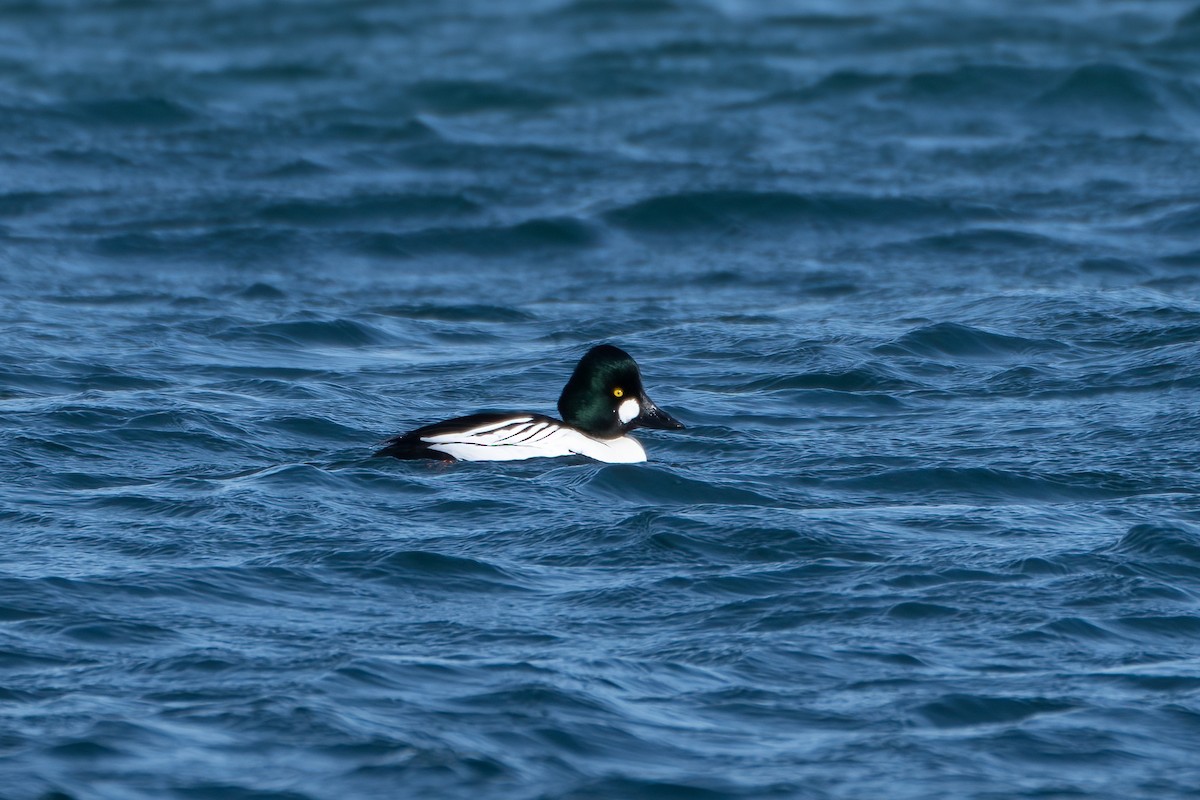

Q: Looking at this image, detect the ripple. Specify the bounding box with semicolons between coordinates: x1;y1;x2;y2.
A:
916;694;1075;728
0;189;79;218
352;217;598;258
215;318;389;347
1037;617;1120;642
740;70;894;107
236;282;287;300
558;777;744;800
1115;615;1200;639
831;467;1132;502
1110;523;1200;563
900;227;1071;255
644;517;881;565
584;465;779;506
878;322;1068;360
738;367;916;393
68;96;196;126
407;79;563;114
1028;64;1173;131
61;619;178;645
92;228;306;260
1145;203;1200;236
256;158;333;179
316;117;439;144
901;64;1051;105
887;601;959;620
317;549;533;593
255;193;481;227
371;303;534;323
266;416;374;443
603;190;996;235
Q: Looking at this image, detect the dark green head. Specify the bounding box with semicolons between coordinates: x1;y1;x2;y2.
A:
557;344;685;439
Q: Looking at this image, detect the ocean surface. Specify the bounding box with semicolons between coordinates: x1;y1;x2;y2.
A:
4;1;1200;798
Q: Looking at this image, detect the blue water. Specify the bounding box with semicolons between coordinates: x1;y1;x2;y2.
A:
4;1;1200;798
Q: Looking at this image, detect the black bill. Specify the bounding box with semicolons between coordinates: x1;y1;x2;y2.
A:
633;396;685;430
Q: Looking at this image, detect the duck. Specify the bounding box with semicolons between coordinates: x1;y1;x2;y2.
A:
374;344;684;463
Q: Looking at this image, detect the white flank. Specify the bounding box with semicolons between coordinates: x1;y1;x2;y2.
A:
569;431;647;463
424;421;647;463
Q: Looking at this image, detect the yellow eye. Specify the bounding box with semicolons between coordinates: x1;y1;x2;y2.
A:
613;387;624;398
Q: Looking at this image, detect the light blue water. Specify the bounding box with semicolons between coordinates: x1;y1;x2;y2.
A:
4;1;1200;798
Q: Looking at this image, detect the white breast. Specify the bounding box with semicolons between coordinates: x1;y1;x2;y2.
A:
421;417;647;463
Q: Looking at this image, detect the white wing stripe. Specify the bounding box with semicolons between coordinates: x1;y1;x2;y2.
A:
526;425;560;444
463;416;532;435
491;422;540;443
506;422;549;443
421;417;537;444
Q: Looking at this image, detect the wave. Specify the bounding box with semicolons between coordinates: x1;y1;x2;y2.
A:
371;304;534;323
1158;4;1200;48
893;228;1072;256
1174;3;1200;31
1079;257;1147;277
89;205;579;263
878;322;1067;360
317;549;532;593
903;64;1052;105
739;70;893;107
1143;203;1200;236
1032;617;1119;642
214;318;390;347
352;217;598;258
830;466;1135;502
1116;615;1200;639
255;193;481;226
584;465;779;507
917;694;1075;728
66;96;196;126
265;415;372;443
407;79;562;114
549;776;746;800
0;190;80;218
92;228;308;260
210;60;332;83
62;619;178;645
750;64;1050;110
1027;63;1175;131
1109;523;1200;563
604;190;997;235
314;118;439;144
546;0;698;18
255;158;333;179
0;365;169;397
737;368;917;393
235;282;286;300
641;513;884;565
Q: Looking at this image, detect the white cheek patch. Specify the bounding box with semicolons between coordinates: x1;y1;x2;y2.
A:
618;397;640;424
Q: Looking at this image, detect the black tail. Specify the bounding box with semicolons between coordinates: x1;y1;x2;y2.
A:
373;434;455;461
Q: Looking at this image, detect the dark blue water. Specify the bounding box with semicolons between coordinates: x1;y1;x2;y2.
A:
4;1;1200;798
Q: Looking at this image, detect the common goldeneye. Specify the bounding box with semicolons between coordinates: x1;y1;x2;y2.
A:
374;344;684;463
